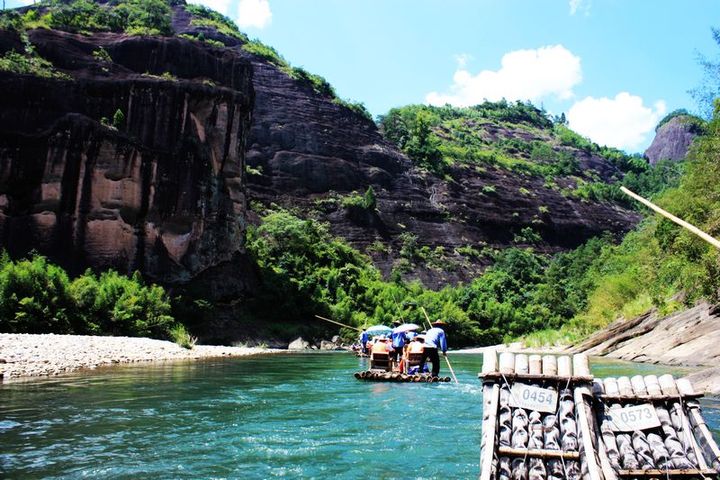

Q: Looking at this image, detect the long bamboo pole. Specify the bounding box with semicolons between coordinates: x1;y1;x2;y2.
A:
419;306;459;384
314;315;362;332
620;186;720;250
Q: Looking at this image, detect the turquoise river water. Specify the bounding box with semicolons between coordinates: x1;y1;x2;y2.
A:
1;353;719;479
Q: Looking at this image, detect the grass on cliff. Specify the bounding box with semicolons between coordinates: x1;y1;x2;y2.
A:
518;104;720;346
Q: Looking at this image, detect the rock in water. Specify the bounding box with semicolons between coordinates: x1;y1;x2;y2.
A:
288;337;310;350
320;340;339;351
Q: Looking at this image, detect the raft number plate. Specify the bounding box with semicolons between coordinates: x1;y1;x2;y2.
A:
509;383;558;413
604;403;661;432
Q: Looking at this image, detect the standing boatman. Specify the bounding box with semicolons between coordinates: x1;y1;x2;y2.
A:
360;329;369;355
389;320;407;364
420;320;447;377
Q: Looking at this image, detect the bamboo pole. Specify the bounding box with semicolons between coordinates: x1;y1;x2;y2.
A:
529;354;542;375
677;379;720;470
314;314;362;332
480;383;500;480
497;446;581;460
575;386;604;480
482;349;498;374
620;186;720;250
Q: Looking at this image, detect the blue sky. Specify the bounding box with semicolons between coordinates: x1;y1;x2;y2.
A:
7;0;720;152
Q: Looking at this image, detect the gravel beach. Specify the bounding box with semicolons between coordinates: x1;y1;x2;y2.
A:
0;333;283;382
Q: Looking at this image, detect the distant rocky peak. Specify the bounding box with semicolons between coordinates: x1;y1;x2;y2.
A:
644;113;705;165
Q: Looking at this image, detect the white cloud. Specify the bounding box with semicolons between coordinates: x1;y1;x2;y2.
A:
567;92;667;150
569;0;591;16
187;0;231;15
454;53;472;69
236;0;272;29
426;45;582;107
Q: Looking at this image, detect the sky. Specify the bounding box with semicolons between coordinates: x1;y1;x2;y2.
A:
6;0;720;153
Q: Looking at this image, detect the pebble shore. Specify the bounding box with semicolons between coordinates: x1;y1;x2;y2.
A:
0;333;283;382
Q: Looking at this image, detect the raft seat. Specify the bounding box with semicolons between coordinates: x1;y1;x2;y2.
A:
405;352;424;374
370;352;391;371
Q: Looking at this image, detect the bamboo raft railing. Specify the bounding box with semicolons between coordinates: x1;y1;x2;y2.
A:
479;351;720;480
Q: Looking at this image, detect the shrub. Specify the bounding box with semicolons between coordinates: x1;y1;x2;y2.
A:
169;323;197;349
186;3;246;40
0;255;76;334
71;270;174;338
112;108;125;129
0;50;70;80
0;254;175;339
92;47;112;63
114;0;172;36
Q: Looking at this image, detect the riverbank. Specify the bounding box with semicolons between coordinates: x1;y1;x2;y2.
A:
567;301;720;394
0;333;283;382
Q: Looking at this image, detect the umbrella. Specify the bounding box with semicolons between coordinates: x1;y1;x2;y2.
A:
365;325;392;336
393;323;421;333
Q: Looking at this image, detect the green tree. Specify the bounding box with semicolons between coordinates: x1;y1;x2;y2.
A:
404;110;442;171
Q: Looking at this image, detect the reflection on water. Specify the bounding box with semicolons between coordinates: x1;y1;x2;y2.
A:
0;353;715;479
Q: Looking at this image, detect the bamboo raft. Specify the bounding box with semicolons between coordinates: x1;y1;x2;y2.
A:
353;370;452;382
591;374;720;480
479;350;720;480
479;351;598;480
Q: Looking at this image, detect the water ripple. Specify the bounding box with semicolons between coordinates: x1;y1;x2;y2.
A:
0;353;706;479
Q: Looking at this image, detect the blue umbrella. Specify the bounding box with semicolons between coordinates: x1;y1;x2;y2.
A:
365;325;392;337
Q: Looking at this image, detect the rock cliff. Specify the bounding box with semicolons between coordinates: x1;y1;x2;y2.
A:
644;115;703;165
173;12;642;287
0;1;640;295
0;27;254;288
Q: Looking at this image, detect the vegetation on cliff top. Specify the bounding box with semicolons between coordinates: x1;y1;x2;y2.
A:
378;102;680;204
0;0;174;36
0;0;373;120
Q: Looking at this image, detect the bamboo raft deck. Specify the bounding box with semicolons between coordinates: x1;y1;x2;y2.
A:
353;370;452;382
479;350;720;480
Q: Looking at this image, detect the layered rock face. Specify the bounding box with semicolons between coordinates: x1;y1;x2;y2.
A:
229;54;639;285
173;12;641;286
644;115;702;165
0;28;253;285
0;3;642;294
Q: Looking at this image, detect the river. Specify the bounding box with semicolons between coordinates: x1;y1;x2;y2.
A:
1;353;718;479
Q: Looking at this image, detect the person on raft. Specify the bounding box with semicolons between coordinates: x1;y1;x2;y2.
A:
420;320;448;377
359;329;369;355
389;321;407;363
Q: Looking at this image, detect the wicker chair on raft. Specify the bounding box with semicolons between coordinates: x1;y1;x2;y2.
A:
479;350;720;480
